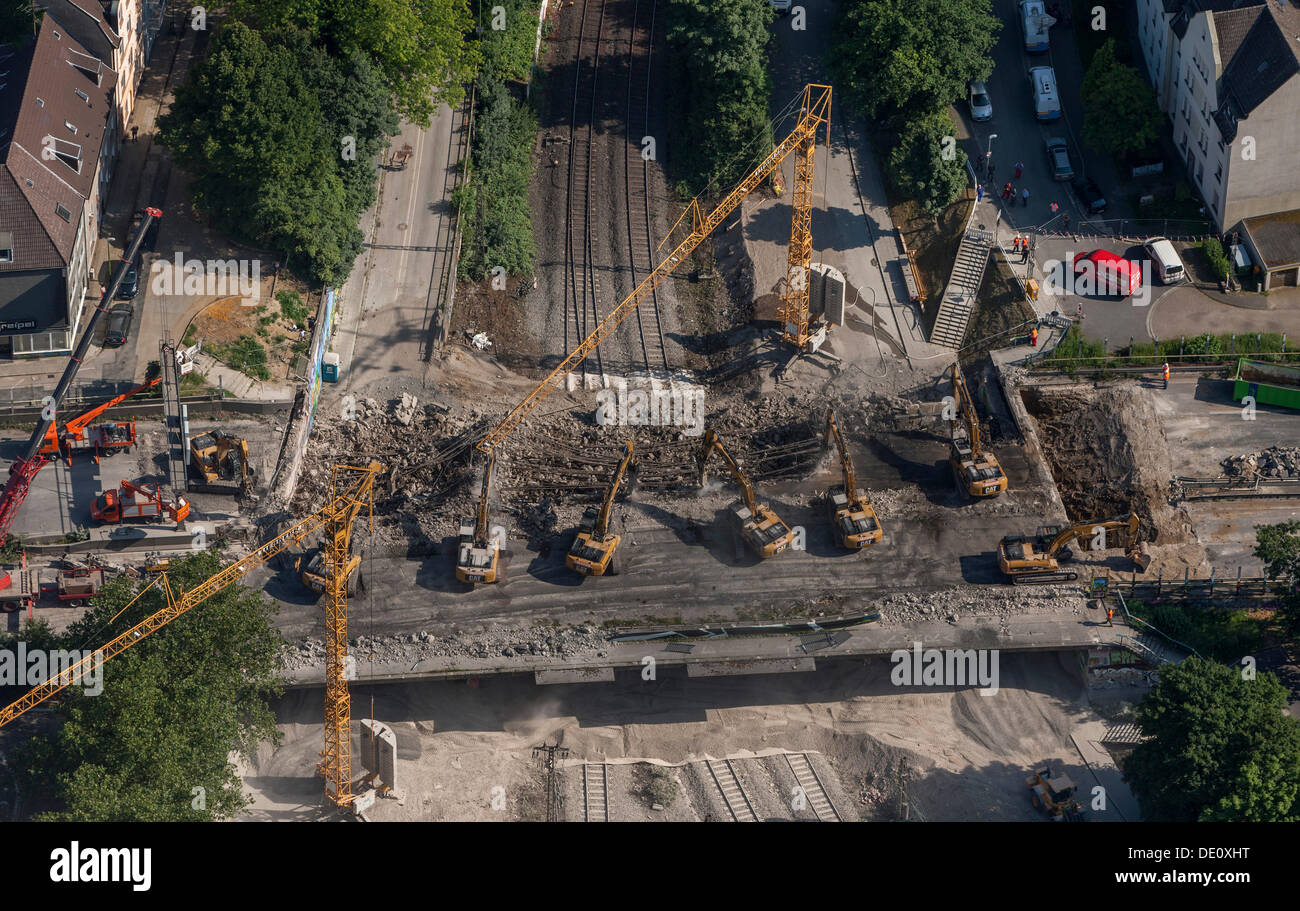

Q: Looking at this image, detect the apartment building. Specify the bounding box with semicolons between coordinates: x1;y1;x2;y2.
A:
0;13;118;356
1135;0;1300;232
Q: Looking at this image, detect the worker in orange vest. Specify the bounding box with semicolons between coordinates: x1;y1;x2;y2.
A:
1030;326;1039;347
1162;362;1170;389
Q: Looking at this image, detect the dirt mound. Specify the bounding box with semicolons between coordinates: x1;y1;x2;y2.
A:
1020;385;1192;545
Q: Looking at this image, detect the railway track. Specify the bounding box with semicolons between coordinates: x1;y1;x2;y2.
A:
583;762;609;822
624;0;669;375
706;759;757;822
564;0;609;385
785;752;841;822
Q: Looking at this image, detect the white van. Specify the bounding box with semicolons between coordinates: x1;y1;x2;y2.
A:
1019;0;1052;53
1143;237;1186;284
1029;66;1061;121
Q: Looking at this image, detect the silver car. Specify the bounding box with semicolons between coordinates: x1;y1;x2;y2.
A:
968;81;993;121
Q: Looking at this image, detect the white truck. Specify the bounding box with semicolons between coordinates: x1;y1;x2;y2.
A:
1019;0;1055;54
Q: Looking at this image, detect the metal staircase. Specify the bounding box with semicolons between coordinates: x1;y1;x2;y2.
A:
930;229;993;349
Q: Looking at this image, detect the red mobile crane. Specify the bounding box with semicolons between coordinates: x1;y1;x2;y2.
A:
38;376;162;463
0;207;162;542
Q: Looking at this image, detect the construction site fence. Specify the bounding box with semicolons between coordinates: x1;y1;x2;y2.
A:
1104;573;1287;605
1037;217;1214;242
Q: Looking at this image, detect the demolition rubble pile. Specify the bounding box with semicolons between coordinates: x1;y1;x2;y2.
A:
283;624;611;673
878;585;1088;626
1221;446;1300;480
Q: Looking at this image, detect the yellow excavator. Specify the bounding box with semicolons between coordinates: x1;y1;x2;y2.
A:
1026;767;1085;821
697;429;794;559
949;363;1007;498
998;512;1150;584
456;452;500;584
567;441;637;577
823;408;883;549
189;431;253;492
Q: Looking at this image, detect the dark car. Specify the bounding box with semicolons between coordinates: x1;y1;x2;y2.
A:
1071;176;1107;214
1044;137;1074;181
116;263;139;300
104;305;134;348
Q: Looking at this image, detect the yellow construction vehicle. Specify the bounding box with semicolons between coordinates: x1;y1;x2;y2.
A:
998;512;1149;584
1;461;382;809
948;363;1007;498
1026;767;1085;821
296;546;364;597
189;431;253;492
823;408;883;549
455;452;500;584
567;441;637;577
475;85;833;460
697;429;794;559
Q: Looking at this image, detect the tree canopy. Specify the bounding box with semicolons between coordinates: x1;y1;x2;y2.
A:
12;551;285;821
159;22;397;286
1123;656;1300;821
666;0;774;193
885;109;969;216
831;0;999;129
230;0;481;126
1081;39;1162;159
1254;520;1300;636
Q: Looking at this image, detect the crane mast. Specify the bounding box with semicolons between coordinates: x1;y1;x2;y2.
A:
780;84;832;349
476;85;833;457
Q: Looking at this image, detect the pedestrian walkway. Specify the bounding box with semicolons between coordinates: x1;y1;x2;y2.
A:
931;228;994;349
191;353;294;401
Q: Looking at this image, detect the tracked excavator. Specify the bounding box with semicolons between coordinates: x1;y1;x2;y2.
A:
998;512;1150;584
456;452;500;584
823;409;883;549
949;363;1007;498
697;429;793;559
567;441;637;577
189;431;254;492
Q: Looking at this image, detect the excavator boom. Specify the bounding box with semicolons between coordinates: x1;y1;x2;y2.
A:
594;442;635;538
823;408;883;549
950;364;982;458
697;429;793;558
476;85;833;457
697;429;758;515
475;452;495;544
62;377;162;438
824;409;857;495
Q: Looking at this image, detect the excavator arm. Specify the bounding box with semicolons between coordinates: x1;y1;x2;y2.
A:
951;364;982;458
474;452;495;546
594;442;635;538
697;429;759;516
476;85;833;456
824;408;857;495
0;461;382;728
1045;513;1141;558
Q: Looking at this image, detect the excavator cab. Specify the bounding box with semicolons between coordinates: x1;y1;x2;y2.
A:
1026;767;1085;821
567;442;635;577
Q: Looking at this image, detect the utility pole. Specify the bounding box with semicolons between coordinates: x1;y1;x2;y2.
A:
532;743;570;822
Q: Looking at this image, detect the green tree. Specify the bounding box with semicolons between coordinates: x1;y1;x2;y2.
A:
831;0;999;128
477;0;543;85
230;0;481;125
886;110;968;216
1123;657;1300;821
0;2;37;47
16;551;284;821
1254;520;1300;636
160;22;395;286
666;0;774;192
1081;39;1161;159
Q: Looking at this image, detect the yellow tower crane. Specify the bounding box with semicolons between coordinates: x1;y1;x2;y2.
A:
780;84;833;351
0;461;382;810
475;84;834;459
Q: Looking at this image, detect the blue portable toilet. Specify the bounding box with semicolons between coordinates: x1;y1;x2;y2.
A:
322;351;341;383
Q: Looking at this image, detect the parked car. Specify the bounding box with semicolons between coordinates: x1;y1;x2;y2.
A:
1044;137;1073;181
1071;176;1107;214
104;304;134;348
116;263;139;300
1143;236;1187;284
769;0;791;13
968;80;993;122
1073;249;1142;297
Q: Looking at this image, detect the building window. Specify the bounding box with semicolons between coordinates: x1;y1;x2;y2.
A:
65;120;77;134
0;247;11;264
74;88;88;103
35;97;44;106
55;203;71;222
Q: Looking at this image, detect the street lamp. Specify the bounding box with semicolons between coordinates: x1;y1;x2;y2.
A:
986;133;998;164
